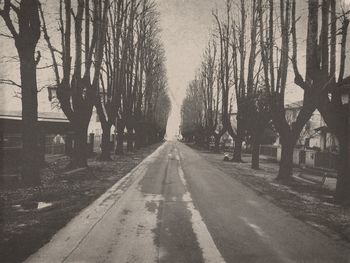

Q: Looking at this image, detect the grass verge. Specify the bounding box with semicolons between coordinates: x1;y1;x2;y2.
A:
192;146;350;248
0;143;161;263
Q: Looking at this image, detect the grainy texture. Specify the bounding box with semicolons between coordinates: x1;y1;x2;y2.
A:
0;143;161;263
190;145;350;246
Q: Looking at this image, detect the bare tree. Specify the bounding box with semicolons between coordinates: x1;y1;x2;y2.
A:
212;1;236;152
95;0;170;157
291;0;350;203
0;0;41;185
200;40;220;148
230;0;264;163
95;0;124;160
259;0;315;180
142;27;170;144
42;0;109;167
181;79;205;143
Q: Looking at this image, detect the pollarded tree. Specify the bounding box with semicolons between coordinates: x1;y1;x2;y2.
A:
183;39;221;149
212;2;237;152
142;34;169;143
291;0;350;203
95;0;127;160
258;0;316;180
181;79;205;143
230;0;264;163
131;0;165;148
153;88;171;139
110;0;165;153
199;40;221;149
42;0;109;167
0;0;41;185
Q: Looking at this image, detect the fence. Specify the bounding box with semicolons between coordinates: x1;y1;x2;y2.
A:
314;151;339;170
260;145;278;158
45;135;66;155
0;134;22;172
0;134;67;155
259;144;338;171
1;134;22;149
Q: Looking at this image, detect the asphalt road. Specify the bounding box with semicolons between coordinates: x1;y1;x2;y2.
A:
25;141;350;263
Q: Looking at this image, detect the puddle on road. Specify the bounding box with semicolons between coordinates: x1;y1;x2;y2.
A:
12;202;54;211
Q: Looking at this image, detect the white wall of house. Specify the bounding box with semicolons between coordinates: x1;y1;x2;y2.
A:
88;110;103;136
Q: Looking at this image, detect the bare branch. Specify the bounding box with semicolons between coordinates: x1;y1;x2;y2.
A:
291;0;307;90
0;78;22;88
0;0;19;39
0;32;14;39
39;2;60;84
338;15;349;83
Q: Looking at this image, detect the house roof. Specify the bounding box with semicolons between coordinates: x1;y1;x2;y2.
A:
0;109;69;123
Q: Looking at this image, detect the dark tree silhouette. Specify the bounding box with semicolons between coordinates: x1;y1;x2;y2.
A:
0;0;41;185
259;0;315;180
291;0;350;203
212;2;236;152
200;41;220;149
42;0;109;167
181;79;205;144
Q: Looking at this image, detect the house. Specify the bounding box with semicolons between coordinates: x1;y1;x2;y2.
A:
0;82;108;173
259;101;339;170
0;108;71;173
284;100;339;152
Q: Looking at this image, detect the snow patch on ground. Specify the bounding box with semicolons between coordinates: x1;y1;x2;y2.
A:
175;148;226;263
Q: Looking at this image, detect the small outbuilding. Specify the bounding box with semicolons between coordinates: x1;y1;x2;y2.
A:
0;109;71;173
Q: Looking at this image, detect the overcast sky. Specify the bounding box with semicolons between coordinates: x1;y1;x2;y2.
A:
160;0;350;136
1;0;350;136
157;0;222;136
159;0;305;137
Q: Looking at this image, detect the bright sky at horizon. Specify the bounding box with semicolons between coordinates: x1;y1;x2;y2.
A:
160;0;350;137
1;0;349;138
157;0;222;137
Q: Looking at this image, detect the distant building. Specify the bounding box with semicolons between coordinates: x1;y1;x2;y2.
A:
284;101;339;153
0;109;69;134
0;109;71;172
258;101;340;170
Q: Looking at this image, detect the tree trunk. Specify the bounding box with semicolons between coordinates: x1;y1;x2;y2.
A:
232;119;243;162
125;119;134;152
277;138;295;181
70;125;89;168
65;132;74;157
115;125;124;155
38;131;46;165
335;134;350;204
251;135;260;170
134;122;143;149
99;123;112;161
232;137;243;162
126;130;134;152
134;129;141;149
19;50;41;186
206;134;211;150
214;134;221;153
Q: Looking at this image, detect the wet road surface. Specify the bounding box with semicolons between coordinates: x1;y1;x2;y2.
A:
25;141;350;263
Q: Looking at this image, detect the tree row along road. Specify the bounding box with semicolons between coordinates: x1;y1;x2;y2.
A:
25;141;350;263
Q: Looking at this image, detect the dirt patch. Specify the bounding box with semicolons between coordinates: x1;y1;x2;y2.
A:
0;143;161;263
191;146;350;247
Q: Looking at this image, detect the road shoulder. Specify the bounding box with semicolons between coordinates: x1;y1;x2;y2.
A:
0;143;162;263
190;144;350;248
